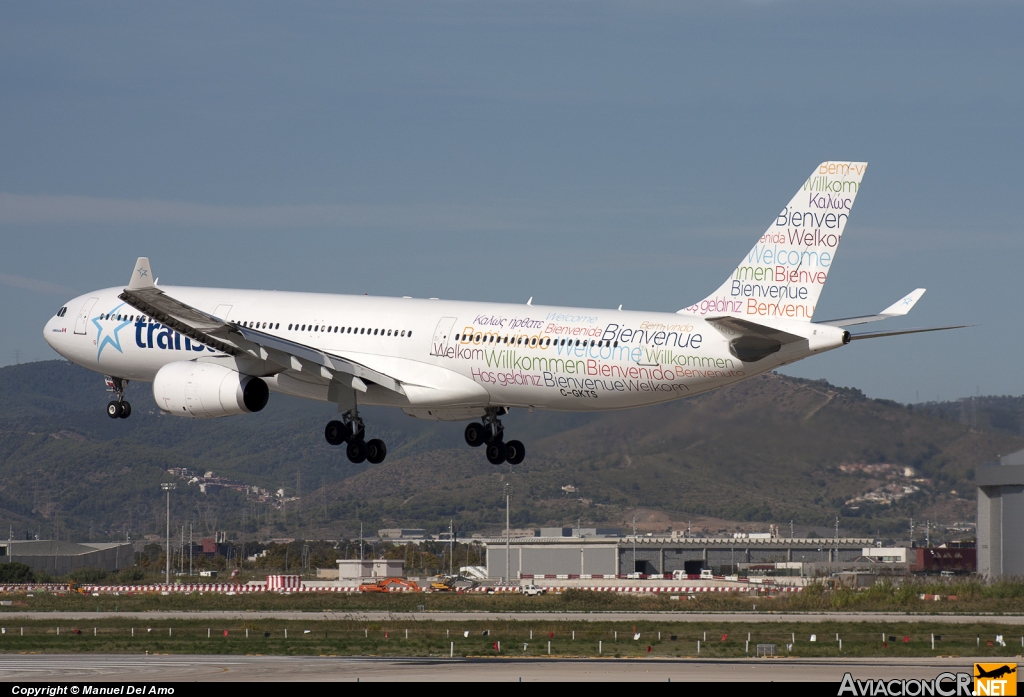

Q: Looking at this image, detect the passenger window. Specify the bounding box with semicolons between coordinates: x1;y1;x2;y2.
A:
408;331;412;338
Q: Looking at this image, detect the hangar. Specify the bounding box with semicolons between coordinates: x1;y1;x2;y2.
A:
977;449;1024;578
483;533;874;579
0;540;134;576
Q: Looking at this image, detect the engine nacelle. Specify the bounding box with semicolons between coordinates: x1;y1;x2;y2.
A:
153;361;269;418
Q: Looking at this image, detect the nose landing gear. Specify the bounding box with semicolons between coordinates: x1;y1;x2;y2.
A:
465;408;525;465
325;409;386;464
104;376;131;419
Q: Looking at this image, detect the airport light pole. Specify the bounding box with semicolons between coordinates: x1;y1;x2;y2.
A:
504;484;512;585
161;483;176;584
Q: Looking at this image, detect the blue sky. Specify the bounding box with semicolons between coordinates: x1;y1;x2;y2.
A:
1;1;1020;403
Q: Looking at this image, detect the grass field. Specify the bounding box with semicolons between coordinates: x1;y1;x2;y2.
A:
0;619;1020;658
4;581;1024;614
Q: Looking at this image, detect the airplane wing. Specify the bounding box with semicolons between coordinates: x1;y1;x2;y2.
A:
705;316;805;362
816;288;926;327
118;257;405;395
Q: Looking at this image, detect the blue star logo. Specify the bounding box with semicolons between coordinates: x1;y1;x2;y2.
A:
136;268;148;278
93;303;133;361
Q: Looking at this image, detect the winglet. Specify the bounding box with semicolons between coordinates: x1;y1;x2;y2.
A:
879;288;925;317
127;257;155;290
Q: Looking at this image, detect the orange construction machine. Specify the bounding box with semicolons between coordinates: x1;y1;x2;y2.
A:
358;577;421;593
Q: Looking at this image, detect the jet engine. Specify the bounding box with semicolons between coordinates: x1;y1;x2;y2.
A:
152;361;269;418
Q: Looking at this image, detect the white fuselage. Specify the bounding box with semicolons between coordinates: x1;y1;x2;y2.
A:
43;285;834;419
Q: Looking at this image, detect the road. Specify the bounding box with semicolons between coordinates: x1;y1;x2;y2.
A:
0;654;989;682
1;611;1022;623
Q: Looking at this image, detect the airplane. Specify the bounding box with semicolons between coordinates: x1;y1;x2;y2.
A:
43;161;965;466
976;665;1017;680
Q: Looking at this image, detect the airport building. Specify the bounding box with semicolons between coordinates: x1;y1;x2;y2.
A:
977;449;1024;578
0;540;135;576
482;534;875;579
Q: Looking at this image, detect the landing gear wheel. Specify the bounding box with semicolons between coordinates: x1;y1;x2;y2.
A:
366;438;387;464
107;401;122;419
465;422;487;448
325;420;351;445
118;401;132;419
486;441;508;465
505;439;525;465
346;439;368;464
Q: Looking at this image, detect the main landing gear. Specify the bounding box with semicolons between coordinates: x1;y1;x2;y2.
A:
324;409;386;465
464;408;525;466
105;376;131;419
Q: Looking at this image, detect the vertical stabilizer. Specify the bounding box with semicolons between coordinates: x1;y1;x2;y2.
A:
682;161;867;321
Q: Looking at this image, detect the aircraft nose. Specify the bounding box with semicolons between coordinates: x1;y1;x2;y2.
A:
42;315;58;349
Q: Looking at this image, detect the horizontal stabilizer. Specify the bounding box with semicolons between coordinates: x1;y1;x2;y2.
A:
849;324;972;341
818;288;926;327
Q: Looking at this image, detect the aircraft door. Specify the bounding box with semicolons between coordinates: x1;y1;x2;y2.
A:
430;317;458;356
74;297;98;335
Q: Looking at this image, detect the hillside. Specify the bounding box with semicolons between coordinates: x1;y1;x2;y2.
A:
0;360;1020;542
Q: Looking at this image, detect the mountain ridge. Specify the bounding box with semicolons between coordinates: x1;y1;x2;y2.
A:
0;360;1019;541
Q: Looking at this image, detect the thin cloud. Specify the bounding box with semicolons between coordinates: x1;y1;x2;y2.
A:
0;192;517;232
0;273;75;297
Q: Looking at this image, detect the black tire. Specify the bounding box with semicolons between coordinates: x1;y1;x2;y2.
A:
505;439;525;465
107;401;121;419
346;439;367;464
118;401;132;419
464;422;487;448
324;420;351;445
486;441;508;465
366;438;387;464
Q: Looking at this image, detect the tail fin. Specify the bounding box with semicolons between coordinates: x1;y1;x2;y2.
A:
682;161;867;320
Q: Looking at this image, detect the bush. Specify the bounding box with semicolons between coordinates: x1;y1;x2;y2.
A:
0;562;35;583
117;567;145;583
69;567;107;584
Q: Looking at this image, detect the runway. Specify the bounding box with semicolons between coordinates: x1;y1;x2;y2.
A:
1;611;1022;624
0;654;988;682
